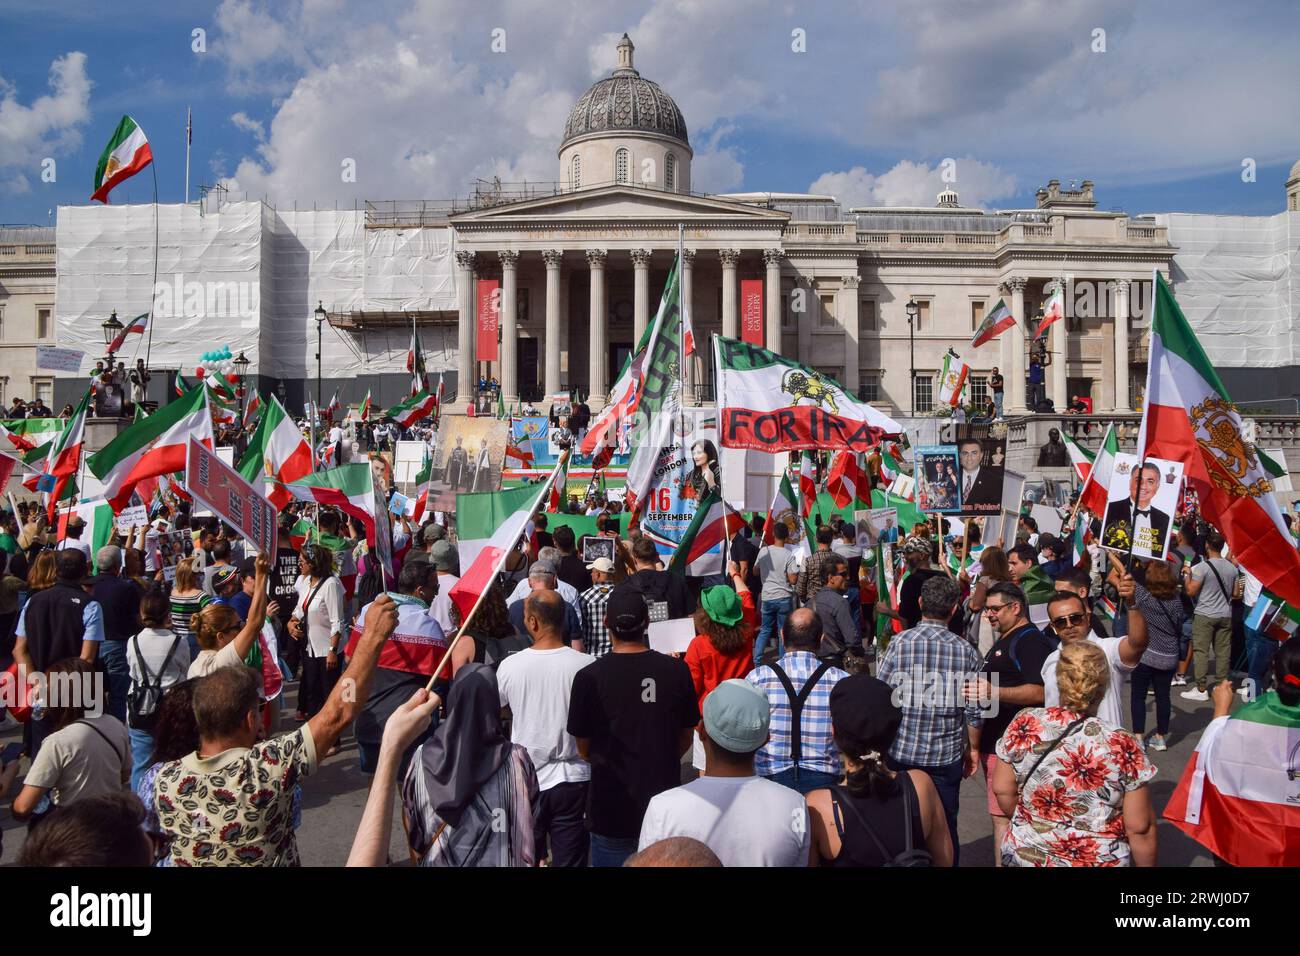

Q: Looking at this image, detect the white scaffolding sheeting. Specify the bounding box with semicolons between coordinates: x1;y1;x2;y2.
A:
1157;211;1300;367
55;201;458;379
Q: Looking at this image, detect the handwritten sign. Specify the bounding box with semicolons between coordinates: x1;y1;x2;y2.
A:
115;503;149;533
184;438;277;555
36;346;86;373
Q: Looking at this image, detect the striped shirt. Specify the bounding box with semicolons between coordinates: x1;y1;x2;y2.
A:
876;620;984;767
747;651;847;776
168;590;211;647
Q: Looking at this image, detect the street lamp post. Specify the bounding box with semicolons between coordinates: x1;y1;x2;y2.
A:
905;298;919;416
233;351;250;422
100;311;124;417
314;301;326;458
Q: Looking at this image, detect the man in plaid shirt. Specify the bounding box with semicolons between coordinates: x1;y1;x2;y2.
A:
579;558;618;658
876;574;983;866
796;525;837;606
746;608;849;794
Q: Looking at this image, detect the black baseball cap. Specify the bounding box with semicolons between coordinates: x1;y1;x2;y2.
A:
605;586;649;639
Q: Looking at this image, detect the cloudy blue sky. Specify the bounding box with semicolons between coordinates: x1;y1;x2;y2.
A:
2;0;1298;224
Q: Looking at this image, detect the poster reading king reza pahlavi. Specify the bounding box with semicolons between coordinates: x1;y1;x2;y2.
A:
915;445;962;514
1099;453;1185;561
953;425;1007;517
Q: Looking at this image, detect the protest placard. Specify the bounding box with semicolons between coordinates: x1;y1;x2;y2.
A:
185;438;278;554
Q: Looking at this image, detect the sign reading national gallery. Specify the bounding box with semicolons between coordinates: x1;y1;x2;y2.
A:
740;279;764;346
476;278;500;361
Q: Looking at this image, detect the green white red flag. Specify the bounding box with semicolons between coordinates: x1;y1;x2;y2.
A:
760;471;811;562
42;390;91;520
283;463;377;543
409;450;433;523
91;115;153;203
713;335;901;453
1075;423;1118;518
384;390;437;428
450;460;565;622
57;499;115;554
937;352;969;407
1034;285;1065;341
1137;272;1300;609
668;488;745;576
236;393;313;509
89;383;212;513
1165;696;1300;865
1061;430;1096;482
0;421;35;454
359;390;372;422
827;451;866;508
242;391;262;430
106;313;148;356
799;452;817;518
971;298;1015;349
549;452;570;511
407;327;427;396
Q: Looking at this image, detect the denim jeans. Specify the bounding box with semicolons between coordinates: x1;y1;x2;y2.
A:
755;598;792;664
589;833;639;868
98;639;130;723
1245;625;1278;697
766;766;841;795
992;392;1004;418
1130;663;1174;736
128;726;155;792
888;754;964;867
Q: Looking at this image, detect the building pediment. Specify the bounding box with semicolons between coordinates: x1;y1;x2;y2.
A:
450;184;790;227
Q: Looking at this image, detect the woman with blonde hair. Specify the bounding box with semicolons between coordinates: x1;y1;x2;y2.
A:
992;641;1157;866
168;557;210;659
187;554;271;679
26;550;57;593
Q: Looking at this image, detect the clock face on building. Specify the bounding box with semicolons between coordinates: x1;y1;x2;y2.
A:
613;300;633;321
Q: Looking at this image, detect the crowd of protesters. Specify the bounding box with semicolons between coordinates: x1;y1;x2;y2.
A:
0;449;1296;869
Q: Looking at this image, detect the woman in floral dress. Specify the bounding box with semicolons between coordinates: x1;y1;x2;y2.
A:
992;641;1158;866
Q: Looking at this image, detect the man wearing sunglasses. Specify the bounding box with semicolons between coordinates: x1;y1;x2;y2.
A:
1039;576;1149;729
965;581;1054;862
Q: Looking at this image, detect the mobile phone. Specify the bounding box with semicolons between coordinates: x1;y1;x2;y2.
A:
0;742;23;766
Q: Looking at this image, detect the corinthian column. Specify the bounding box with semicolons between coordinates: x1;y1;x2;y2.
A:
763;248;783;353
542;249;563;399
454;250;476;406
499;250;519;405
631;248;651;344
1114;279;1131;411
840;275;860;393
586;249;608;406
681;248;696;403
719;249;740;339
1050;279;1068;412
1008;276;1027;413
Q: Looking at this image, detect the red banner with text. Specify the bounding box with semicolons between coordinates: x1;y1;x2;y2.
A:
740;279;764;346
476;279;501;361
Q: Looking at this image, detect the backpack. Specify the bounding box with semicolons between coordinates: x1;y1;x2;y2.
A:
127;633;182;731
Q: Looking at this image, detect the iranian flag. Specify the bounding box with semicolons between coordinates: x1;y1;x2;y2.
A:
1138;272;1300;609
106;313;148;355
408;451;433;523
581;328;648;460
1075;423;1118;518
327;388;341;422
714;335;902;453
624;255;685;512
827;451;866;508
760;471;811;562
89;383;213;513
449;460;565;622
1069;517;1091;566
1034;285;1065;341
1061;430;1096;482
505;429;535;464
385;390;437;428
359;389;372;422
236;394;313;509
41;390;91;521
283;463;377;543
91;115;153;203
668;489;745;576
57;499;116;554
242;392;262;430
937;352;969;407
1019;563;1058;629
971;298;1016;349
1164;699;1300;866
0;421;35;454
799;452;817;519
548;452;570;511
407;327;427;396
878;448;905;483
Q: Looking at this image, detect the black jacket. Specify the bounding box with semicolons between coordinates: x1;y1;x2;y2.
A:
615;570;694;620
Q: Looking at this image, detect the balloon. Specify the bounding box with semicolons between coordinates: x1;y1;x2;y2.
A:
226;373;238;384
195;367;205;377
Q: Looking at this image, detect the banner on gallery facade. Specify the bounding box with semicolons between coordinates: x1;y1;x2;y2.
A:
476;279;500;361
740;279;764;346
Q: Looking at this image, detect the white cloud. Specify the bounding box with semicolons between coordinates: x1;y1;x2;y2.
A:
810;159;1017;209
229;111;265;142
0;52;91;195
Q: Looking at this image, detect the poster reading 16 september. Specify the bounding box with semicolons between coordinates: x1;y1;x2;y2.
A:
641;408;725;575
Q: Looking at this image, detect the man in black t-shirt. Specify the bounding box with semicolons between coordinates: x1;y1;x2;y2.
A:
728;521;760;597
965;581;1053;861
552;525;592;594
567;588;699;867
892;536;958;632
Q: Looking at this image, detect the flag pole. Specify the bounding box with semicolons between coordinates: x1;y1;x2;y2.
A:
184;107;192;205
424;452;567;692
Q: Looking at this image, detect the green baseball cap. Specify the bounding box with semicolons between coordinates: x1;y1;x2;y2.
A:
700;585;742;627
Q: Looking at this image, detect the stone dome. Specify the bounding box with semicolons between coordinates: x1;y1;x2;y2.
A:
561;35;689;150
1289;159;1300;183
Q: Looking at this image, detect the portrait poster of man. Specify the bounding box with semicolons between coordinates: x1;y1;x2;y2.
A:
581;537;616;565
954;426;1006;517
854;507;899;548
916;445;962;514
1099;453;1184;561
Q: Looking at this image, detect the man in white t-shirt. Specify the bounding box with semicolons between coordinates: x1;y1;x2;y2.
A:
56;517;92;559
638;678;811;867
497;589;593;866
1040;578;1149;728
